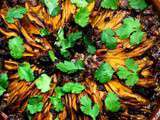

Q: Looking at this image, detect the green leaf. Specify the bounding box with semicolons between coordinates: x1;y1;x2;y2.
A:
55;116;59;120
62;82;85;94
123;17;141;29
55;87;64;98
67;32;82;44
117;59;139;87
8;36;25;59
56;29;82;57
50;87;64;112
89;104;99;120
75;60;85;69
0;73;8;89
83;36;96;54
101;28;117;49
56;60;84;74
128;0;148;10
105;92;121;112
80;95;92;107
116;17;144;46
5;6;27;23
116;17;141;39
60;49;70;57
0;73;8;96
18;62;35;82
87;45;96;54
116;25;132;39
51;6;61;16
44;0;60;16
80;104;92;117
48;50;57;62
0;86;6;96
40;28;50;37
50;96;64;112
80;95;99;120
71;0;88;8
101;0;118;10
125;58;139;72
130;30;144;45
56;29;70;56
117;66;131;79
35;74;51;93
83;36;90;45
75;8;90;27
27;95;43;114
125;73;139;86
56;28;66;46
95;62;114;83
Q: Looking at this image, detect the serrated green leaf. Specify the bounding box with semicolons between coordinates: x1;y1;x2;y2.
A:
87;45;96;54
8;36;25;59
5;6;27;23
57;30;70;51
35;74;51;93
50;96;64;112
0;73;8;96
44;0;60;16
83;36;96;54
116;17;141;39
80;95;92;107
56;60;84;74
101;0;118;10
67;32;82;44
117;58;139;87
27;95;43;114
105;92;121;112
130;30;144;45
95;62;114;83
56;28;66;46
0;86;6;96
125;73;139;86
75;60;84;69
55;87;64;98
90;104;99;120
75;8;90;27
0;73;8;89
116;25;132;39
71;0;88;8
62;82;85;94
128;0;148;10
117;66;131;79
60;49;70;57
101;28;117;49
56;29;82;57
56;61;77;73
116;17;144;46
125;58;139;72
50;86;64;112
80;95;99;120
18;62;35;82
